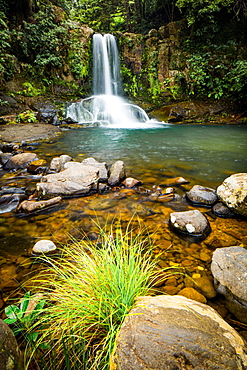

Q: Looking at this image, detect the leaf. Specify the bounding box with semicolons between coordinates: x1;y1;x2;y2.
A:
4;305;22;320
20;291;31;313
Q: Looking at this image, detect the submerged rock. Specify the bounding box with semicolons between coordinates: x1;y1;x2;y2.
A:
186;185;217;206
111;295;247;370
161;176;189;186
122;177;142;188
211;246;247;323
217;173;247;217
169;210;210;237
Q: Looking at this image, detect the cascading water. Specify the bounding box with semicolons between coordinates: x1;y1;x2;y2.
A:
66;34;163;128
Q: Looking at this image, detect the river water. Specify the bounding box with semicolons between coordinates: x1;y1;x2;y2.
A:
0;123;246;318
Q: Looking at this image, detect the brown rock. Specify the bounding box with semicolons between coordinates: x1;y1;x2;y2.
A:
18;196;62;213
178;287;207;303
111;295;247;370
4;152;39;170
122;177;142;188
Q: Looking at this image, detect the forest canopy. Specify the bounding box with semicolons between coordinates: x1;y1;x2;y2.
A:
0;0;246;105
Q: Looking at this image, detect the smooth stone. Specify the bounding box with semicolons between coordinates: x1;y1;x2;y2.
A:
4;152;39;170
212;202;235;218
186;185;218;206
122;177;142;188
110;295;247;370
217;173;247;217
32;240;57;254
169;209;210;236
0;319;23;370
178;287;207;303
211;246;247;323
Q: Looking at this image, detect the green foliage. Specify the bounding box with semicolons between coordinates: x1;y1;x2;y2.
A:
21;82;44;96
176;0;235;26
188;43;247;101
16;110;37;123
0;11;16;82
28;219;173;369
4;291;45;343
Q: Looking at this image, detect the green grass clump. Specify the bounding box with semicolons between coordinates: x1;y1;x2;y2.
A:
30;220;167;369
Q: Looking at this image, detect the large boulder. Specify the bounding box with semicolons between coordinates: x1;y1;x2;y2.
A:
186;185;217;206
111;295;247;370
36;162;99;196
217;173;247;217
0;319;23;370
4;153;39;170
211;246;247;323
169;210;210;237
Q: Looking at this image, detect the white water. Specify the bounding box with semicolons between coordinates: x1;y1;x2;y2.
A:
66;34;164;128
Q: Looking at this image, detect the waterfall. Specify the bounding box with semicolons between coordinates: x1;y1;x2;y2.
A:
66;33;163;128
93;34;122;96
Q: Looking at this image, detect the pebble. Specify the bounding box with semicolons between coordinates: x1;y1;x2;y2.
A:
32;239;57;254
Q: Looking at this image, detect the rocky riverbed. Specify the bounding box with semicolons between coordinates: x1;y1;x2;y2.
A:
0;119;247;369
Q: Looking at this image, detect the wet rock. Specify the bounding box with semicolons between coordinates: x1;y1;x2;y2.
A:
36;162;99;196
110;295;247;370
186;185;218;206
37;104;60;126
108;160;126;186
178;287;207;303
0;92;19;116
211;246;247;323
0;319;23;370
0;153;13;166
0;187;25;196
49;154;72;173
162;176;189;186
191;274;217;299
0;193;27;214
82;157;108;182
122;177;142;188
0;143;19;153
27;159;47;174
128;203;155;217
169;210;210;237
18;196;62;213
4;152;39;170
168;106;188;123
217;173;247;217
32;239;57;254
213;202;236;218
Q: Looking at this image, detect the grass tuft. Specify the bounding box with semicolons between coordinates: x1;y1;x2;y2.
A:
26;219;173;369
